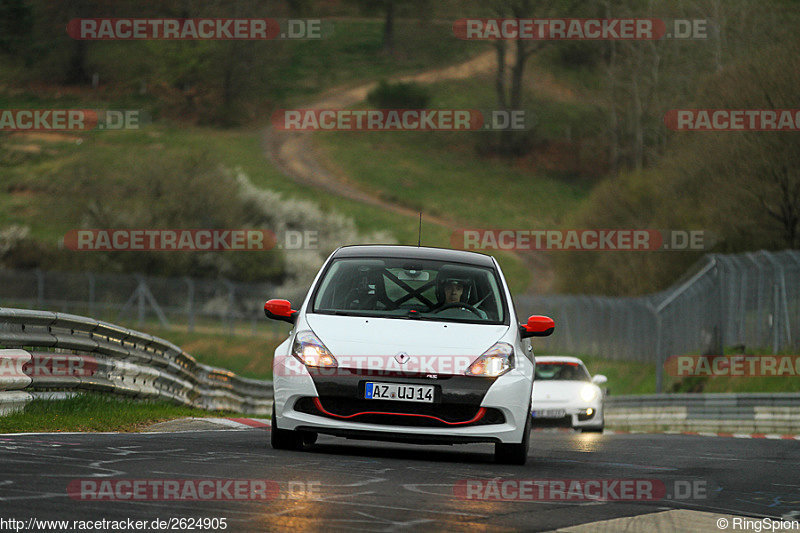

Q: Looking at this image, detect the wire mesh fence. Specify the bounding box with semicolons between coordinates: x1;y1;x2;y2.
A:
1;250;798;391
517;250;800;391
0;269;307;337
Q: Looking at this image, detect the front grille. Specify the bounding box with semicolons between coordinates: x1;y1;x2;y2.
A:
294;396;505;428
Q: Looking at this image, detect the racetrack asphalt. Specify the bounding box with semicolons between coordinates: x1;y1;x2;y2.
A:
0;426;798;532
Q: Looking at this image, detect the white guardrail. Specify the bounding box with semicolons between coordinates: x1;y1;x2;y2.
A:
0;307;272;417
605;394;800;434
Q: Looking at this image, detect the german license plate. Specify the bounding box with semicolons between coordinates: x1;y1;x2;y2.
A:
365;382;434;403
533;409;566;418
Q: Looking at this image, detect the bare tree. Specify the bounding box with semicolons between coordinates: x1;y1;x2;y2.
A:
483;0;581;155
348;0;430;53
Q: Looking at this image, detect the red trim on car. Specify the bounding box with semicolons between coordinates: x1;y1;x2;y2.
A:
311;397;486;426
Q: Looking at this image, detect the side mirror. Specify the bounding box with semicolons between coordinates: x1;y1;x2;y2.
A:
592;374;608;385
264;299;298;324
520;315;554;339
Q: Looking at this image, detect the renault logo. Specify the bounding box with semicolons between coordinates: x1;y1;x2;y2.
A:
395;352;410;365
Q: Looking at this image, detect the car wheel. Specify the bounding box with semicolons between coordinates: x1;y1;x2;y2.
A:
271;403;302;450
300;431;317;447
580;426;604;433
495;406;531;465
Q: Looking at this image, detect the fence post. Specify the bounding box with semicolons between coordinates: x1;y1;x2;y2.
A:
727;254;748;348
560;299;571;354
745;253;764;348
251;287;258;336
652;303;663;393
715;256;728;350
653;256;717;392
136;276;145;326
222;279;235;335
118;275;169;328
789;252;800;349
761;251;791;353
184;277;195;333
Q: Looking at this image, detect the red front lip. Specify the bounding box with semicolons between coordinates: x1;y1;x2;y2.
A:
312;397;486;426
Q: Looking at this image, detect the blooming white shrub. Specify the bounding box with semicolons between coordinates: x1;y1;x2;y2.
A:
0;225;31;258
232;168;396;293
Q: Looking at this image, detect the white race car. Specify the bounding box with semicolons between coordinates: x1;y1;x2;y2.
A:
531;356;607;432
264;245;554;464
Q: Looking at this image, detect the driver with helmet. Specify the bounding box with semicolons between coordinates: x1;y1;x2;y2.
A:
442;278;467;305
436;276;488;318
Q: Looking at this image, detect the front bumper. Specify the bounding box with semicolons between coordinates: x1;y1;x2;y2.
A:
531;403;604;428
273;356;531;444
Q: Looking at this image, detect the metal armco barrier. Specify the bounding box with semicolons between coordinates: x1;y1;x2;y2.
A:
605;393;800;434
0;308;273;417
2;307;797;434
0;348;33;415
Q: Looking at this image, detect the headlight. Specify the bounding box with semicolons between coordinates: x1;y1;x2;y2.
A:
466;342;514;377
580;384;598;402
292;331;337;368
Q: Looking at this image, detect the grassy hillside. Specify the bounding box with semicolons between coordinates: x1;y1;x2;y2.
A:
1;16;538;290
4;6;798;299
315;74;600;231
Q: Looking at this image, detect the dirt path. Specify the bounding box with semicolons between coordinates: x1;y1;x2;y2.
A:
262;50;557;293
262;50;496;223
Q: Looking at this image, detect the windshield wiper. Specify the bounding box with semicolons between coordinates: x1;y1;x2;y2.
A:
315;310;361;316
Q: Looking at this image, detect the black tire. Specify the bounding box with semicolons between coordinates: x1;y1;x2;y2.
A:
300;431;318;447
495;407;531;465
580;426;604;433
270;403;302;450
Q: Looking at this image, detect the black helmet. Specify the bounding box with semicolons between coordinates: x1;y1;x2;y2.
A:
436;266;474;303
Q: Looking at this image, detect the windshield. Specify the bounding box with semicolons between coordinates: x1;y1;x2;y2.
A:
311;257;506;324
535;362;591;382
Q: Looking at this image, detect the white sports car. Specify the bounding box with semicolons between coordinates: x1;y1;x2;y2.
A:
531;356;607;432
264;245;554;464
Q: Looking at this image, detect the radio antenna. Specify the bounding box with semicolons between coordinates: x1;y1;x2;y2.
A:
417;213;422;247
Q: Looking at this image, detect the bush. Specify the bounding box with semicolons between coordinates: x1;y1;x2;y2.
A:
366;80;430;109
40;149;285;282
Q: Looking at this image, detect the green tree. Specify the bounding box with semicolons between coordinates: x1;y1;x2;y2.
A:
0;0;33;58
